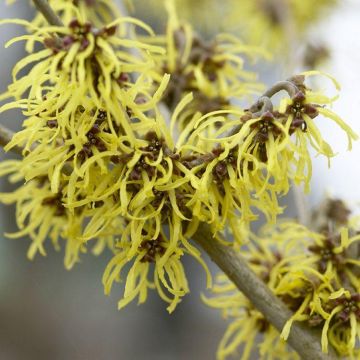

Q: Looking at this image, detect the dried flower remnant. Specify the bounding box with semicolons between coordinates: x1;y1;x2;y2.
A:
311;198;353;236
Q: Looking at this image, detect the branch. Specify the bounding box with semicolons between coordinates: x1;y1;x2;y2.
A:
262;80;298;98
227;95;274;137
192;223;337;360
32;0;63;27
225;78;303;139
0;124;74;175
292;182;310;226
0;125;22;156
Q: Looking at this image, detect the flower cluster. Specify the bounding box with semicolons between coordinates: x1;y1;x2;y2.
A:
0;6;213;312
180;73;357;236
0;0;356;326
144;0;266;123
205;203;360;358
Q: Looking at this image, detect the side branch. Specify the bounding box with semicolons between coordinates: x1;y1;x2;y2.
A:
262;80;298;98
0;125;22;156
193;223;337;360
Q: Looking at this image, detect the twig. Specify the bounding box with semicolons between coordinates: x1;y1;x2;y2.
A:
0;125;22;156
0;124;73;174
192;223;337;360
226;79;297;138
248;95;274;114
32;0;63;27
225;96;273;138
262;80;298;98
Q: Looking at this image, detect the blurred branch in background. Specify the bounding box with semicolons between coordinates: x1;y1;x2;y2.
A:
32;0;63;26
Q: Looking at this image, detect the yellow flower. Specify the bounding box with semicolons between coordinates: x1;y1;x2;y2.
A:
103;228;193;313
189;72;357;215
279;226;360;357
0;160;119;269
0;79;210;311
0;1;356;323
0;13;170;193
144;0;266;126
203;221;307;360
205;219;360;358
0;15;165;117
